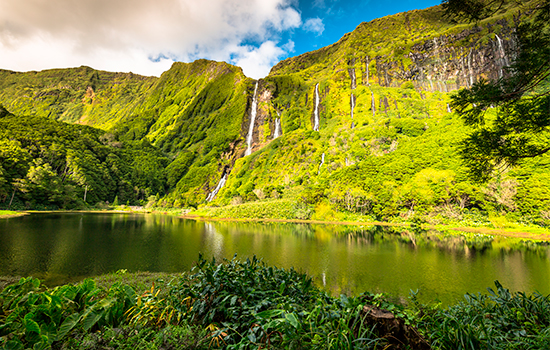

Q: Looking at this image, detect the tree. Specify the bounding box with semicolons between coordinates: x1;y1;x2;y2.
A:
441;0;507;22
444;0;550;181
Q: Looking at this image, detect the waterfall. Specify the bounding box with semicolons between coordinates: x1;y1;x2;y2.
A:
318;153;325;175
350;93;355;120
350;93;356;129
206;173;227;202
313;83;320;131
350;68;357;89
447;103;452;113
273;117;282;139
468;50;474;87
495;34;509;78
245;82;259;156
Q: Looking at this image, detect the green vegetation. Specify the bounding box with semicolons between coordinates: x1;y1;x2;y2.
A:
0;108;168;209
0;210;26;218
2;256;550;349
0;1;548;230
447;0;550;181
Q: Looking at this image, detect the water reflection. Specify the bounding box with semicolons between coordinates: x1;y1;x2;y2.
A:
0;213;549;304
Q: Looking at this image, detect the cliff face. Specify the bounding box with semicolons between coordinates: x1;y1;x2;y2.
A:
0;2;537;212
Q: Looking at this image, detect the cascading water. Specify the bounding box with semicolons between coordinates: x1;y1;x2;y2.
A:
468;49;474;87
273;117;282;139
495;34;509;78
350;93;356;129
313;83;320;131
245;82;259;156
447;104;452;113
206;173;227;202
318;153;325;175
350;68;357;89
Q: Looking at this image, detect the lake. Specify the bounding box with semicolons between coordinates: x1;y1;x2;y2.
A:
1;212;549;304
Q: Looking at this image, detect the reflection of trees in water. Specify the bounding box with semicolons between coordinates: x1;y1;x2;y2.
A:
193;219;550;263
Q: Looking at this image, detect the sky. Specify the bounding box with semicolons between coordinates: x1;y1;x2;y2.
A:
0;0;441;79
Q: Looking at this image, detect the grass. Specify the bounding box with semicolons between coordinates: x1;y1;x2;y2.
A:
0;210;27;219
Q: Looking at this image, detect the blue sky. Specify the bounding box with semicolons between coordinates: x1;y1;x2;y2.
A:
287;0;440;57
0;0;441;79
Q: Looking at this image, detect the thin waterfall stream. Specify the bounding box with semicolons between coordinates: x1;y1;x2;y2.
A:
206;173;227;202
245;82;259;156
313;83;320;131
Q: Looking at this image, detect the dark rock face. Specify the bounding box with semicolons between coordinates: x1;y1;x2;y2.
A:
375;19;517;92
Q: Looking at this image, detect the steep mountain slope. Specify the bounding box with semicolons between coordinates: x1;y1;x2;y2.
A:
1;1;549;223
0;106;168;209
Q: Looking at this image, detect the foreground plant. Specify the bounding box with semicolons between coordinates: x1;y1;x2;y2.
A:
417;281;550;349
167;254;426;349
0;277;135;349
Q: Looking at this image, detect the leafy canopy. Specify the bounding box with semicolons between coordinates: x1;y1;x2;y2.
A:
445;0;550;181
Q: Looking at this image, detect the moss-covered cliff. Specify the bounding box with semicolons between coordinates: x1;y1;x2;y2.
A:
1;1;549;225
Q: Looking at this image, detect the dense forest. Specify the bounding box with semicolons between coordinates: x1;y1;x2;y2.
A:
0;105;168;209
1;0;549;227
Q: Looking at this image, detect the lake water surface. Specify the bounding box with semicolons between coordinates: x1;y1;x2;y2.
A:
1;212;549;304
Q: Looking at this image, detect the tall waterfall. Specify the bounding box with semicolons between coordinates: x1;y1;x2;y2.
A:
350;93;356;129
206;173;227;202
313;83;320;131
468;49;474;87
447;103;452;114
245;82;259;156
495;34;509;78
318;153;325;175
273;117;282;139
350;68;357;89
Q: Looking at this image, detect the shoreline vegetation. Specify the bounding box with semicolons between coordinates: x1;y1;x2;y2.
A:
1;256;550;349
4;206;550;241
0;210;28;219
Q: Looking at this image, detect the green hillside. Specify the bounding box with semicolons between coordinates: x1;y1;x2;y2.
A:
1;0;549;227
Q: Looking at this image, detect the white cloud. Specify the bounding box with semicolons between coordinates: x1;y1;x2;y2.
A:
303;18;325;36
230;41;288;78
0;0;302;78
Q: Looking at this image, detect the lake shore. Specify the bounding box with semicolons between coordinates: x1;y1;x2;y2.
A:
181;213;550;241
0;210;29;219
6;207;550;241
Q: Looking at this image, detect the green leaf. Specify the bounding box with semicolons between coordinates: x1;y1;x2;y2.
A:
5;340;24;350
285;312;299;329
57;313;81;340
23;317;41;334
256;309;284;319
82;310;103;331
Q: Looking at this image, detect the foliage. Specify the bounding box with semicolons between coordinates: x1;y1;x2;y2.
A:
2;258;550;349
168;254;399;349
0;277;135;349
0;111;168;209
448;0;550;181
1;1;549;225
417;281;550;349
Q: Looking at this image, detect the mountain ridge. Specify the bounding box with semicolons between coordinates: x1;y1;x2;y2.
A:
2;1;549;226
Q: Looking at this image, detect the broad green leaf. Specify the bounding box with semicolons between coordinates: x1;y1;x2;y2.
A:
57;313;81;340
285;313;299;329
23;318;41;334
82;311;103;331
256;309;284;319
